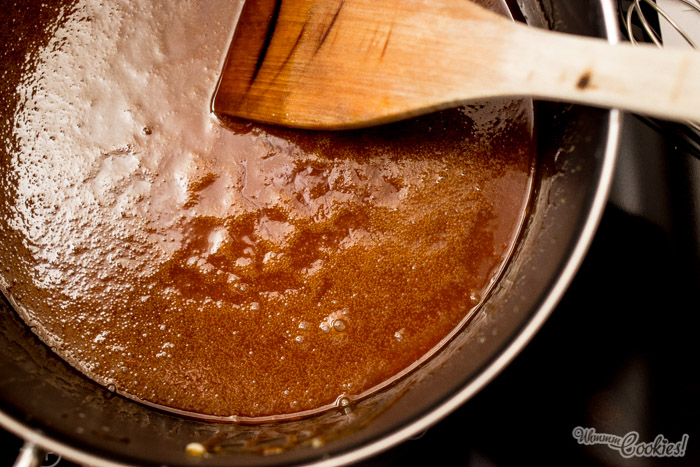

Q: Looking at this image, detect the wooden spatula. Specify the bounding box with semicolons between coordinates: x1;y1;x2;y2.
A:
212;0;700;130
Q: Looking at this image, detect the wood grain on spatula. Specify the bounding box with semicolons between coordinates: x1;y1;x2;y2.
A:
212;0;700;130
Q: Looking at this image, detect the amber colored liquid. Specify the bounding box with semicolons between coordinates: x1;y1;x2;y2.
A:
0;0;534;420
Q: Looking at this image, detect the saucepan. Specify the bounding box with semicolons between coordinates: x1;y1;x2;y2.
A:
0;0;620;465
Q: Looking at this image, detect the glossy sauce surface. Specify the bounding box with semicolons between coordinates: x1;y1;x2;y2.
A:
0;0;535;420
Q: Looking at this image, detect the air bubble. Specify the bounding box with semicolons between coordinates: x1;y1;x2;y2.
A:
469;292;481;306
335;395;351;407
332;319;346;332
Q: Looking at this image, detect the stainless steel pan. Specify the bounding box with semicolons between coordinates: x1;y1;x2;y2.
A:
0;0;621;465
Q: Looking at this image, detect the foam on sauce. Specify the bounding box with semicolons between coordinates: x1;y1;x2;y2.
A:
0;0;535;420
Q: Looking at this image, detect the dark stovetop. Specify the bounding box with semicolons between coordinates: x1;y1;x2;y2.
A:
2;115;699;466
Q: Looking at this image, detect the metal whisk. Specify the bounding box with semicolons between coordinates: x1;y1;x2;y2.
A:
622;0;700;47
619;0;700;158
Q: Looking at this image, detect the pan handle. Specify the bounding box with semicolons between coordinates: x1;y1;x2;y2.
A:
13;443;45;467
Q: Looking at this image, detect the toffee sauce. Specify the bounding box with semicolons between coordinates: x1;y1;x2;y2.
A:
0;0;535;421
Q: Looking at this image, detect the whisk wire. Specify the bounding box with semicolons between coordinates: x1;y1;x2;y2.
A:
619;0;700;158
623;0;699;47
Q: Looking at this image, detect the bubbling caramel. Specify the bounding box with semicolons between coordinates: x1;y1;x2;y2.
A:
0;0;534;420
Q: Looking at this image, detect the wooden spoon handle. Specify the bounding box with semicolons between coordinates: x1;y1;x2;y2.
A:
495;25;700;123
371;9;700;124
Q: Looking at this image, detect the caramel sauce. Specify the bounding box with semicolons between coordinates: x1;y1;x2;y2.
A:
0;0;534;420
